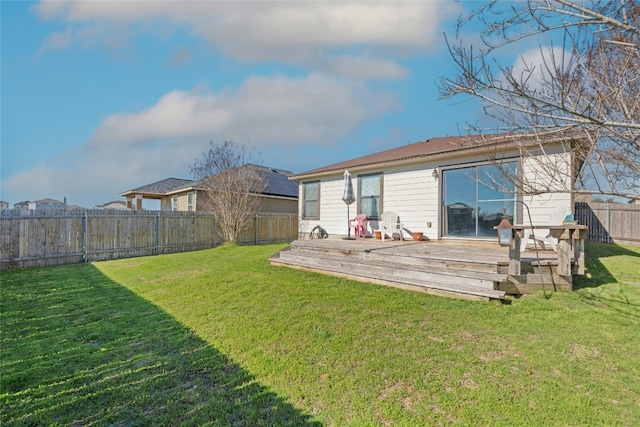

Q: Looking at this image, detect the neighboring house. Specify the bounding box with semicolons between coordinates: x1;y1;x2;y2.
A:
14;198;67;211
290;132;582;241
0;201;9;210
93;201;129;210
121;178;197;211
121;165;298;214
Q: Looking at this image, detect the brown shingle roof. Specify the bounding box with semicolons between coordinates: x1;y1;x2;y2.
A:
290;131;581;180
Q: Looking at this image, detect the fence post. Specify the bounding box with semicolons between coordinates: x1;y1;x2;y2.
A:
288;215;291;242
606;204;611;244
213;215;217;247
255;214;258;245
156;212;161;254
83;211;88;262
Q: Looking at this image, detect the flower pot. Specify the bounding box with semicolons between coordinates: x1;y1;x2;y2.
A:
412;232;424;241
374;230;382;240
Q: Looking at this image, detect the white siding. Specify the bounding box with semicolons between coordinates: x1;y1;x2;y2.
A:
297;177;345;237
379;164;439;240
298;165;440;239
296;141;574;239
521;150;573;224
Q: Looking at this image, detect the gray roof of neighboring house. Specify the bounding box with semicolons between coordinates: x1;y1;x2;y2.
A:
121;178;198;196
36;198;66;204
94;200;128;209
248;164;298;198
121;166;298;199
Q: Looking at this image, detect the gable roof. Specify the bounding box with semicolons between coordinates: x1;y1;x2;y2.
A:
290;131;582;180
35;198;66;204
121;178;198;197
121;166;298;199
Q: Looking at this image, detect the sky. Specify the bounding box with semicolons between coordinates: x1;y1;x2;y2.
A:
1;1;525;209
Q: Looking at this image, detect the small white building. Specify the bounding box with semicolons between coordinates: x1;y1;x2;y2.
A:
290;132;581;242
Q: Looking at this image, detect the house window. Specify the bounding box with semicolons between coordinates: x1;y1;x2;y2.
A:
359;173;382;219
172;196;178;211
302;181;320;219
187;193;194;212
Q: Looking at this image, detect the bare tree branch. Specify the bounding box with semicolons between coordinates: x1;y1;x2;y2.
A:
440;0;640;200
191;141;266;243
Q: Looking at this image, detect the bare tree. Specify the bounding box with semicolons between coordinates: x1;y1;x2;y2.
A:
191;141;266;243
440;0;640;200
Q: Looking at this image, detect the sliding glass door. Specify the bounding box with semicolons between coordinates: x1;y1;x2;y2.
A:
442;162;517;239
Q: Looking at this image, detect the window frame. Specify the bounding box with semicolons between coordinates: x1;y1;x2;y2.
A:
302;181;320;220
357;172;383;220
187;193;194;212
441;160;519;239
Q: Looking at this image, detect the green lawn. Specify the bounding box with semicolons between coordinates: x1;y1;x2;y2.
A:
2;243;639;426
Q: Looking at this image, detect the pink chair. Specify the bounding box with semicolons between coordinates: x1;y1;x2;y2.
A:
350;214;368;238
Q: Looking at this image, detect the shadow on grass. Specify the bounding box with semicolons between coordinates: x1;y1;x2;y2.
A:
1;264;322;426
574;243;639;290
572;243;640;320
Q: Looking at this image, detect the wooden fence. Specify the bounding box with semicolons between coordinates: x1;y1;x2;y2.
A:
575;202;640;247
0;209;298;270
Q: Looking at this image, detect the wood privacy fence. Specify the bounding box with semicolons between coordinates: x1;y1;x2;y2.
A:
0;210;298;270
575;202;640;247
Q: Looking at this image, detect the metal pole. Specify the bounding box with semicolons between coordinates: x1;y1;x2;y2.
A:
347;204;350;238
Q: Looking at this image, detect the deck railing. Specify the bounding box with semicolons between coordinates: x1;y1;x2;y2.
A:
0;209;297;270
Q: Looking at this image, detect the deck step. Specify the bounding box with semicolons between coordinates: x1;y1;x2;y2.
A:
290;241;507;274
272;249;506;300
282;249;506;286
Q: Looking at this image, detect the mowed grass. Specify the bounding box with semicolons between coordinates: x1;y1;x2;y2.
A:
2;243;639;426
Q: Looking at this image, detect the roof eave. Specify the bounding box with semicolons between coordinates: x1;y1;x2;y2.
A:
290;132;584;181
289;143;511;181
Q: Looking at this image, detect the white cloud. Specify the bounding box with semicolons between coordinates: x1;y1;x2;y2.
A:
34;1;460;79
509;46;575;91
89;74;397;148
38;26;74;51
4;73;398;207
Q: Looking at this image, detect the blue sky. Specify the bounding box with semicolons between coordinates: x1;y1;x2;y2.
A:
1;1;509;208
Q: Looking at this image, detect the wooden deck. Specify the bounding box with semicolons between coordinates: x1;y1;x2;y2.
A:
270;237;579;301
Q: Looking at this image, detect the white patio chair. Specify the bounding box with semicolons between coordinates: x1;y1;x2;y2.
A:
380;211;404;241
520;205;572;252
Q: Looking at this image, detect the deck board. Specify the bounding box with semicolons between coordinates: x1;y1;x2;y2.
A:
271;237;573;300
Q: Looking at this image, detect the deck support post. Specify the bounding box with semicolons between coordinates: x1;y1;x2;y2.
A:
508;228;522;275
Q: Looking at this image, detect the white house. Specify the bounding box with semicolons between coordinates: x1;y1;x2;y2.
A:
290;131;582;242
